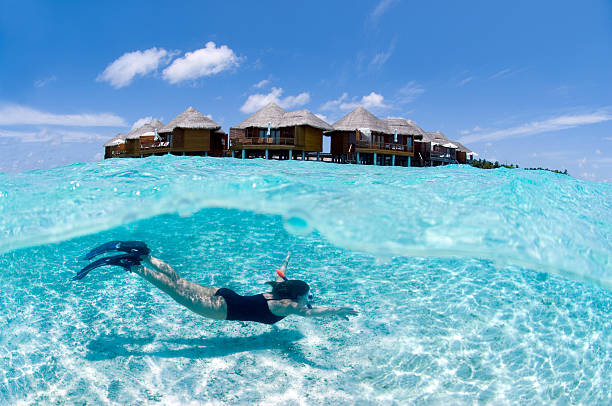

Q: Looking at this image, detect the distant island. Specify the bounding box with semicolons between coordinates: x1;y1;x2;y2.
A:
471;159;569;175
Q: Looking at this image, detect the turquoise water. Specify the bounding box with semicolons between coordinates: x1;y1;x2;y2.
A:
1;155;611;404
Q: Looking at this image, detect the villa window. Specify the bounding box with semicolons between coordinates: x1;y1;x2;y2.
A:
259;129;280;143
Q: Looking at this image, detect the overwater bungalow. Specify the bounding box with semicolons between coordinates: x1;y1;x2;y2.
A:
453;141;477;164
229;102;332;160
124;118;165;157
413;131;460;166
326;107;422;166
103;133;128;159
158;107;226;157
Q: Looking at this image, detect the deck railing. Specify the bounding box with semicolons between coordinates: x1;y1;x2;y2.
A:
430;151;457;160
140;141;171;150
230;137;295;146
356;142;413;152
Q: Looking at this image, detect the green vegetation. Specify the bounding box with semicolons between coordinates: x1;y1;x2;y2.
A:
470;159;569;175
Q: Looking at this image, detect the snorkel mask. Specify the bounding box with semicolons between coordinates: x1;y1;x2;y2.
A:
276;268;313;309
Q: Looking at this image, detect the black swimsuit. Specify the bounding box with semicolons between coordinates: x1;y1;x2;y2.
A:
214;288;285;325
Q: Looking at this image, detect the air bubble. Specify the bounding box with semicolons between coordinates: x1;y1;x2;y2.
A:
283;209;313;236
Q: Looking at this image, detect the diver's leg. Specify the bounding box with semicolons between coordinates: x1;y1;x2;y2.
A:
130;264;226;320
141;255;180;281
139;256;218;297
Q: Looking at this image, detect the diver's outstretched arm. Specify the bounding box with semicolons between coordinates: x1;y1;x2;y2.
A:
278;302;357;319
299;306;357;319
275;252;291;282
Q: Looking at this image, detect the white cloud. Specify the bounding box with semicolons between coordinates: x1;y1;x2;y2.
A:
163;42;240;84
253;79;270;89
320;82;423;116
132;116;153;130
371;0;399;20
396;81;425;104
320;93;348;111
489;68;511;80
0;127;108;143
240;87;310;114
581;171;596;180
0;104;127;126
371;51;392;68
459;129;470;135
459;111;612;144
340;92;388;110
489;67;526;80
0;128;47;142
457;76;473;87
321;92;388;112
97;47;170;89
370;40;396;69
34;75;56;88
56;129;108;142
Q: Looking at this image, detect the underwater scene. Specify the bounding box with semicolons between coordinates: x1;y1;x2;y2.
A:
1;155;611;404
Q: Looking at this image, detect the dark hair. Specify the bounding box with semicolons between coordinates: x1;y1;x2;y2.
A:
266;279;310;300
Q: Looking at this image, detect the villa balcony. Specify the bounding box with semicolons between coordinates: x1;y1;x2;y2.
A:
230;137;296;148
140;141;171;150
355;141;413;153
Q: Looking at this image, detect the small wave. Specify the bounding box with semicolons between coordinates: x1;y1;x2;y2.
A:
0;155;611;287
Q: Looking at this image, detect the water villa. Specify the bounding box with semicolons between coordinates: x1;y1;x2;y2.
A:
228;103;332;160
412;131;477;166
453;141;477;164
325;107;423;166
103;104;477;167
104;133;128;159
124;118;165;157
158;107;227;157
103;107;226;158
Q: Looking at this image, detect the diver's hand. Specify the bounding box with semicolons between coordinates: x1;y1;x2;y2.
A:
336;307;358;320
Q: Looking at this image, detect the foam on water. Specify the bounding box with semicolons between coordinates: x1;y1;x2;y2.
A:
1;156;611;404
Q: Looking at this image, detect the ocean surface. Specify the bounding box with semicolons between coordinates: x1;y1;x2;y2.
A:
1;155;611;404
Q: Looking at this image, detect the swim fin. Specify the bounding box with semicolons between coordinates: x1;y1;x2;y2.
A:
82;241;150;261
72;253;142;281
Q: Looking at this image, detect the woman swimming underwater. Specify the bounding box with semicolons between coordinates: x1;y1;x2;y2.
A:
73;241;357;325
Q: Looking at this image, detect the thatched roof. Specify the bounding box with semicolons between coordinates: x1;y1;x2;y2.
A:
279;109;333;130
232;103;332;130
159;106;221;134
233;103;286;129
421;131;454;144
382;118;424;139
104;133;127;147
126;118;165;139
452;140;473;154
330;106;390;134
419;131;474;153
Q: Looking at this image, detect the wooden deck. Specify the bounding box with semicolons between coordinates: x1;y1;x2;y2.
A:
230;144;296;151
355;147;414;157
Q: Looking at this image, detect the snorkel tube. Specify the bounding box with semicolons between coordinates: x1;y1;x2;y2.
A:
276;253;313;309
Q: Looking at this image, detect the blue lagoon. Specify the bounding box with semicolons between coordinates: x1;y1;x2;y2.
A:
1;155;611;404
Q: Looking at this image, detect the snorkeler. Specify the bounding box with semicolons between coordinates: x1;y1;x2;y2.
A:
73;241;357;325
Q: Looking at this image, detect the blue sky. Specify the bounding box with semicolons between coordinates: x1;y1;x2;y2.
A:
1;0;611;181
